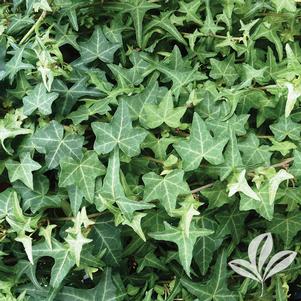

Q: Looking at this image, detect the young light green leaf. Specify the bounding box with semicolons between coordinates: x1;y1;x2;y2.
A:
268;169;293;205
228;170;260;201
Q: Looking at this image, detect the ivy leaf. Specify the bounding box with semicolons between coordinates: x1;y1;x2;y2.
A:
289;150;301;179
181;250;237;300
32;239;75;288
22;83;59;116
238;133;271;167
122;80;166;123
270;115;301;141
31;120;84;169
200;182;233;209
79;26;121;64
142;133;178;160
240;184;275;221
284;82;301;118
206;114;249;138
99;147;154;219
271;0;296;12
52;78;102;115
149;221;213;276
268;169;293;205
107;0;160;48
13;175;61;213
144;46;207;98
209;54;238;86
5;153;41;190
67;185;84;217
193;216;223;275
89;216;122;267
252;22;283;61
92;100;147;157
145;11;187;45
56;268;120;301
178;0;202;25
0;110;32;154
215;204;247;243
214;130;244;180
142;169;190;214
59;151;106;202
2;46;34;82
268;211;301;247
174;113;228;171
142;91;186;129
228;170;260;201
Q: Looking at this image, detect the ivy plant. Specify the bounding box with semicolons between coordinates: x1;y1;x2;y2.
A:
1;0;301;300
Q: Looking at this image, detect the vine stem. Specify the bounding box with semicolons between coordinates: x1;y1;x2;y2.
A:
19;10;47;45
190;157;294;194
48;158;294;221
50;212;104;222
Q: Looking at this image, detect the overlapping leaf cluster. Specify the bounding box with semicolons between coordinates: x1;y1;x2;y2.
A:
1;0;301;300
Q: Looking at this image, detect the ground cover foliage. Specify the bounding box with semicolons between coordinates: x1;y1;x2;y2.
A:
1;0;301;300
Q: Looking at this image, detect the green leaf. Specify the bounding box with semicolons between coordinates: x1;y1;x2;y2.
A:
142;169;190;213
214;130;244;180
52;77;102;115
206;114;249;138
193;215;222;275
13;175;61;213
268;210;301;247
289;150;301;179
32;120;84;169
142;133;178;160
271;0;296;12
142;91;186;129
209;54;238;86
240;183;274;220
174;112;228;171
59;151;106;202
270;115;301;141
178;0;202;25
145;11;187;45
252;22;283;61
5;152;41;190
98;147;154;219
149;221;213;276
79;26;121;64
92;100;147;157
181;250;237;301
0;110;32;154
57;268;121;301
22;83;59;116
200;182;233;209
89;216;122;267
215;204;247;243
2;46;34;82
238;133;271;167
32;239;76;288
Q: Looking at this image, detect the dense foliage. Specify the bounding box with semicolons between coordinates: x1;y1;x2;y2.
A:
1;0;301;300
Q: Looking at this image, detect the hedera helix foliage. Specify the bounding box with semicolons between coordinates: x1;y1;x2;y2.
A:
1;0;301;300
